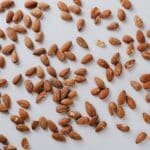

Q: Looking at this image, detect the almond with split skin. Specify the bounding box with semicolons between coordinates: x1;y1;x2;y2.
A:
76;36;88;49
81;54;93;64
135;132;147;144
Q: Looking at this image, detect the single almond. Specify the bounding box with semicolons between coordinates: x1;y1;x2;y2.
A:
61;12;72;21
19;108;29;120
23;14;32;28
94;77;105;89
111;52;120;65
52;89;61;102
33;80;44;93
114;62;122;76
12;9;23;23
136;30;145;43
24;36;34;49
1;93;11;108
134;15;143;28
13;24;27;33
36;66;45;78
143;112;150;124
52;132;66;142
74;68;87;76
0;78;7;87
98;88;109;99
25;66;36;76
11;50;19;64
64;52;76;61
116;124;130;132
51;78;63;88
16;124;30;132
75;75;86;83
95;121;107;132
24;0;37;9
57;1;69;12
76;36;88;49
56;51;66;61
91;87;100;96
0;134;8;145
61;41;72;52
59;118;71;127
117;9;126;21
106;67;114;81
0;55;5;68
33;48;46;56
116;105;125;118
140;74;150;83
121;0;132;9
107;22;119;30
77;19;85;31
73;0;81;6
68;131;82;140
24;80;33;93
31;120;39;130
101;9;111;18
59;68;70;78
124;59;135;69
69;5;81;14
97;58;109;68
85;101;97;117
122;35;134;44
67;111;81;119
31;8;43;18
135;132;147;144
48;120;58;132
40;54;50;66
145;93;150;103
48;44;58;56
137;43;149;52
6;27;17;42
108;101;117;115
76;116;90;125
126;95;136;109
0;28;5;38
38;2;50;10
1;0;14;9
17;99;30;109
47;66;57;77
21;137;29;149
6;10;14;23
117;90;127;105
64;78;75;86
142;51;150;60
143;81;150;89
44;80;52;92
91;7;100;19
127;43;135;55
130;80;142;91
12;74;22;85
109;37;121;46
81;54;93;64
39;116;47;129
36;91;47;103
31;19;41;32
60;86;70;99
56;104;69;113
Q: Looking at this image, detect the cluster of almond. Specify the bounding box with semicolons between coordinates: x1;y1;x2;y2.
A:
0;0;150;149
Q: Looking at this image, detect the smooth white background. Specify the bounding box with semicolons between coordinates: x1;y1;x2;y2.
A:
0;0;150;149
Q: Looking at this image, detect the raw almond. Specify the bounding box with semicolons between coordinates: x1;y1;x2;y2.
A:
114;62;122;76
61;98;73;106
24;80;33;93
124;59;135;69
48;120;58;132
116;105;125;118
126;95;136;109
135;132;147;144
0;104;8;112
36;66;45;78
116;124;130;132
117;90;126;105
56;104;69;113
38;2;50;10
69;5;81;14
44;80;52;92
10;115;23;124
39;116;47;129
23;14;32;28
137;43;149;52
106;67;114;81
134;15;143;28
60;125;72;135
108;101;117;115
98;88;109;99
91;87;100;96
109;37;121;46
16;124;30;132
61;12;72;21
33;48;46;56
6;10;14;23
21;137;29;149
0;55;5;68
19;108;29;120
73;0;81;6
145;93;150;103
36;91;47;103
60;86;70;99
25;66;36;76
95;121;107;132
111;52;120;65
97;58;109;68
122;35;134;44
91;7;100;19
64;52;76;61
64;78;75;86
51;78;63;88
68;131;82;140
127;43;134;55
6;27;17;41
24;0;37;9
117;9;126;21
12;74;22;85
48;44;58;56
33;80;44;93
74;68;87;76
107;22;119;30
143;112;150;123
31;120;39;130
59;68;70;78
57;1;69;12
17;99;30;109
61;41;72;52
40;54;50;66
12;9;23;23
56;51;66;61
67;111;81;119
59;118;71;126
76;36;88;49
101;9;111;18
142;51;150;60
0;78;7;87
11;50;19;64
85;101;97;117
31;19;41;32
1;0;14;9
140;74;150;83
143;81;150;89
136;30;145;43
0;134;8;144
1;94;11;108
24;36;34;49
77;19;85;31
94;77;105;89
81;54;93;64
52;89;61;102
13;24;27;33
0;28;5;38
75;75;86;83
47;66;57;77
130;80;142;91
52;132;66;142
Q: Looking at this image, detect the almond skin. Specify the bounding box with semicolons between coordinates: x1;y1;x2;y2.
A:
33;80;44;93
6;27;17;42
145;93;150;103
17;99;30;109
61;12;72;21
56;51;66;61
33;48;46;56
130;80;142;91
57;1;69;12
140;74;150;83
74;68;87;76
25;67;36;76
67;111;81;120
64;52;76;61
73;0;82;6
75;75;86;83
31;19;41;32
16;124;30;132
24;0;37;9
0;78;7;87
48;120;58;132
135;132;147;144
68;131;82;140
59;118;71;127
126;95;136;109
121;0;132;9
31;120;39;130
116;124;130;132
143;112;150;124
47;66;57;77
2;44;15;55
0;134;8;145
117;90;127;105
114;62;123;77
136;30;145;43
59;68;70;78
137;43;149;52
109;37;121;46
6;10;14;23
23;14;32;28
64;78;75;86
76;116;90;125
107;22;119;30
1;94;11;109
134;15;143;28
117;9;126;21
94;77;105;89
76;36;88;48
36;91;47;103
106;68;114;81
31;8;43;18
69;5;81;15
108;101;117;115
0;28;5;38
12;74;22;85
124;59;135;69
81;54;93;64
19;108;29;120
98;88;109;99
36;66;45;78
95;121;107;132
52;132;66;142
77;19;85;31
56;105;69;113
24;36;34;49
1;0;14;9
85;101;97;117
13;24;27;33
97;58;109;69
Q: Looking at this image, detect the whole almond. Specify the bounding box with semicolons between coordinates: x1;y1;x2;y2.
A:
136;30;145;43
124;59;135;69
74;68;87;76
117;105;125;118
111;52;120;65
21;137;29;149
0;78;7;87
121;0;132;9
6;10;14;23
16;124;30;132
134;15;143;28
31;120;39;130
106;68;114;81
61;12;72;21
130;80;142;91
77;19;85;31
64;52;76;61
76;36;88;49
95;121;107;132
143;81;150;89
116;124;130;132
52;132;66;142
10;115;23;124
81;54;93;64
114;62;122;76
143;112;150;124
73;0;81;6
145;93;150;103
85;101;97;117
61;41;72;52
40;54;50;66
126;95;136;109
47;66;57;77
0;55;5;68
39;116;47;129
31;19;41;32
36;66;44;78
33;48;46;56
52;89;61;102
48;44;58;56
122;35;134;44
38;2;50;10
107;22;119;30
31;8;43;18
69;5;81;14
59;118;71;126
117;90;126;105
13;9;23;23
6;27;17;41
60;125;72;135
67;111;81;119
68;131;82;140
91;87;100;96
1;94;11;108
140;74;150;83
56;51;66;61
1;0;14;9
0;134;8;144
61;86;70;99
91;7;100;19
59;68;70;78
44;80;52;92
98;88;109;99
24;36;34;49
12;74;22;85
57;1;69;12
109;37;121;46
94;77;105;89
51;78;63;88
135;132;147;144
24;0;37;9
24;80;33;93
64;78;75;86
25;67;36;76
11;50;19;64
76;116;90;125
108;101;117;115
17;99;30;109
127;43;135;55
19;108;29;120
23;14;32;28
117;9;126;21
137;43;149;52
142;51;150;60
36;91;47;103
97;58;109;69
61;98;73;106
56;104;69;113
33;80;44;93
48;120;58;132
13;24;27;33
75;75;86;83
101;9;111;18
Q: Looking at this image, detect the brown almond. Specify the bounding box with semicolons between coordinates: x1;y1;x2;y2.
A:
19;108;29;120
108;101;117;115
44;80;52;92
6;27;17;41
75;75;86;83
59;68;70;78
107;22;119;30
142;51;150;60
136;30;145;43
61;12;72;21
122;35;134;44
36;66;44;78
61;98;73;106
140;74;150;83
64;52;76;61
143;112;150;124
127;43;135;55
117;9;126;21
135;132;147;144
23;14;32;28
61;41;72;52
31;19;41;32
121;0;132;9
24;80;33;93
12;74;22;85
47;66;57;77
39;116;47;129
25;66;36;76
21;137;29;149
111;52;120;65
24;36;34;49
116;105;125;118
0;28;5;38
75;68;87;76
91;87;100;96
40;54;50;66
35;32;44;43
51;78;63;88
36;91;47;103
77;19;85;31
109;37;121;46
31;120;39;130
68;131;82;140
146;30;150;38
67;111;81;120
85;101;97;117
52;89;61;102
11;115;23;124
130;80;142;91
134;15;143;28
60;86;70;99
24;0;37;9
48;120;58;132
56;50;66;61
31;8;42;18
114;62;123;76
124;59;135;69
116;124;130;132
17;99;30;109
6;10;14;23
101;9;111;18
91;7;100;19
56;104;69;113
137;43;149;52
145;93;150;103
11;50;19;64
1;0;14;9
126;95;136;109
57;1;69;12
0;134;8;144
64;78;75;86
33;48;46;56
97;58;109;69
60;125;72;135
52;132;66;142
106;68;114;81
13;24;27;33
0;104;8;112
73;0;81;6
81;54;93;64
76;36;88;49
69;5;81;15
59;118;71;127
94;77;105;89
12;9;23;23
143;81;150;89
33;80;44;93
1;94;11;108
16;124;30;132
0;55;5;68
98;88;109;99
0;78;7;87
89;115;99;127
117;90;126;105
48;44;58;56
38;2;50;10
95;121;107;132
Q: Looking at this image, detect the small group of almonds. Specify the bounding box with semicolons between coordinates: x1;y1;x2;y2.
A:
0;0;150;149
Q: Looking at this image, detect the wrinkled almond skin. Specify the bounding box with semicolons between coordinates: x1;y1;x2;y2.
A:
134;15;143;28
85;101;97;117
127;43;135;56
59;68;70;78
136;30;145;43
68;131;82;140
117;9;126;21
106;68;114;81
67;111;81;120
77;19;85;31
116;124;130;132
95;121;107;132
0;78;7;87
108;101;117;115
40;54;50;66
81;54;93;64
98;88;109;99
52;132;66;142
57;1;69;12
76;116;90;125
75;75;86;83
130;80;142;91
17;99;30;109
122;35;134;44
97;58;109;69
47;66;57;77
137;43;149;52
6;27;17;42
117;90;126;105
111;52;120;65
56;105;69;113
124;59;135;69
126;95;136;109
59;118;71;127
135;132;147;144
76;36;88;49
109;37;121;46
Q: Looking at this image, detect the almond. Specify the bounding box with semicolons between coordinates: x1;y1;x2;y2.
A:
60;125;72;135
108;101;117;115
36;66;45;78
91;87;100;96
145;93;150;103
17;99;30;109
61;98;73;106
60;86;70;99
97;58;109;69
6;27;17;41
25;66;36;76
116;105;125;118
130;80;142;91
106;67;114;81
74;68;87;76
31;8;43;18
31;120;39;130
134;15;143;28
21;137;29;149
107;22;119;30
19;108;29;120
0;55;5;68
36;91;47;103
89;115;99;127
68;131;82;140
69;5;81;14
85;101;97;117
2;44;14;55
116;124;130;132
24;36;34;49
12;74;22;85
76;116;90;125
64;78;75;86
143;81;150;89
98;88;109;99
38;2;50;10
48;120;58;132
0;78;7;87
33;48;46;56
73;0;82;6
33;80;44;93
52;89;61;102
61;41;72;52
146;30;150;38
51;78;63;88
10;115;23;124
39;116;47;129
12;9;23;23
24;80;33;93
44;80;52;92
109;37;121;46
31;19;41;32
124;59;135;69
52;132;66;142
57;1;69;12
75;75;86;83
117;90;126;105
126;95;136;109
142;51;150;60
101;9;111;18
1;94;11;109
23;14;32;28
61;12;72;21
16;124;30;132
13;24;27;33
140;74;150;83
56;105;69;113
48;44;58;56
0;104;8;112
1;0;14;9
76;36;88;49
143;112;150;124
114;62;122;76
111;52;120;65
56;51;66;61
121;0;132;9
81;54;93;64
6;10;14;23
95;121;107;132
117;9;126;21
59;118;71;127
24;0;37;9
59;68;70;78
137;43;149;52
0;134;8;145
47;66;57;77
68;111;81;120
40;54;50;66
77;19;85;31
135;132;147;144
64;52;76;61
91;7;100;19
136;30;145;43
94;77;105;89
122;35;134;44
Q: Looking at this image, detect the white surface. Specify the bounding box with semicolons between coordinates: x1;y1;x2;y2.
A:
0;0;150;149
